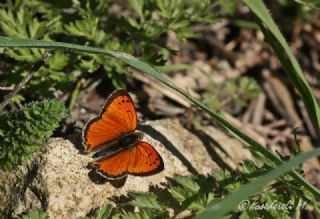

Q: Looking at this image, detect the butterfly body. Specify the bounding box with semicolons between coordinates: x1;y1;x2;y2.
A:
92;131;142;160
82;90;164;179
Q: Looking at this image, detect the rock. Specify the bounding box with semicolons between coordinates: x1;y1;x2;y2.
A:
0;151;44;219
1;119;252;218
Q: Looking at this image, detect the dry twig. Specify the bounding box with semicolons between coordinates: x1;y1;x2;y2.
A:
0;52;52;111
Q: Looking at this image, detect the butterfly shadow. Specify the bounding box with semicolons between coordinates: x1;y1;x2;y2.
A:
108;181;173;214
67;132;87;154
139;124;199;176
87;169;128;188
187;126;234;172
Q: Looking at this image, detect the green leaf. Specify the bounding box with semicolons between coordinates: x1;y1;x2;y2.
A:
130;192;165;211
48;52;70;71
95;204;113;219
0;7;54;62
196;148;320;219
171;186;191;202
80;204;112;219
23;208;48;219
295;0;320;9
117;212;152;219
129;0;144;21
64;11;105;44
174;175;200;192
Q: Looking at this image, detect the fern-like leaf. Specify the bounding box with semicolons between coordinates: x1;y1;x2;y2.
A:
116;211;152;219
173;175;200;192
23;208;48;219
80;204;113;219
129;192;166;211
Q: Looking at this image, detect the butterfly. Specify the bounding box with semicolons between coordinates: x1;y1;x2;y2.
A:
82;89;164;179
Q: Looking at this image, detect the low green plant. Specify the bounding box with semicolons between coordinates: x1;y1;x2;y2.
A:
202;76;260;112
295;0;320;10
218;0;241;15
80;204;113;219
23;208;48;219
0;99;67;170
0;0;218;96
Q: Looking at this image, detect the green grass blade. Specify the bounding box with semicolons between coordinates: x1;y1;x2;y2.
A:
196;148;320;219
155;64;191;72
0;36;107;54
0;36;319;198
243;0;320;130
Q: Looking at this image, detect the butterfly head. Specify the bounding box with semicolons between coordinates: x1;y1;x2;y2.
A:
118;130;143;146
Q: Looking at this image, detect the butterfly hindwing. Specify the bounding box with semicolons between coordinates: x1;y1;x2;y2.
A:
92;148;131;179
127;141;164;176
83;90;137;152
92;141;164;179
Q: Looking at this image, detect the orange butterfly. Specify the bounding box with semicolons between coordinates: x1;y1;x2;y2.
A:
82;89;164;179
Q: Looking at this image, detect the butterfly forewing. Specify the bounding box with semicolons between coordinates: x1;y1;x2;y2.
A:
83;90;137;152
